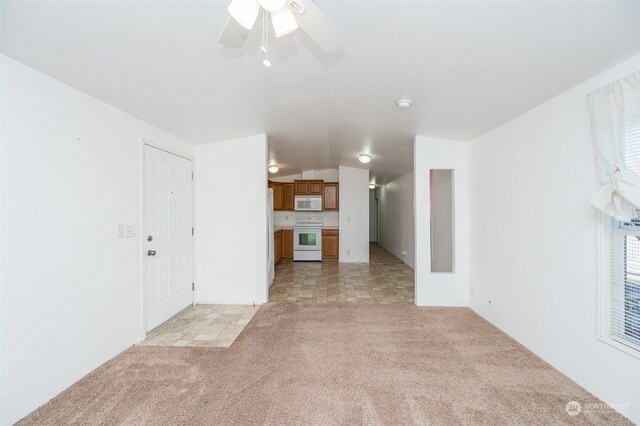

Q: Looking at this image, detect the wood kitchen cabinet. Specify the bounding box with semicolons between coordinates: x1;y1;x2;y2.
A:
284;183;294;211
322;182;339;211
308;180;323;195
322;229;339;259
271;181;285;211
274;230;282;264
294;180;323;195
282;229;293;259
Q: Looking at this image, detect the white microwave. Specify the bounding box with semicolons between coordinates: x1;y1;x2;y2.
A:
295;196;322;211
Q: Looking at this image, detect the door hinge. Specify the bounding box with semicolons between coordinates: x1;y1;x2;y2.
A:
192;282;195;291
192;227;195;236
191;172;194;180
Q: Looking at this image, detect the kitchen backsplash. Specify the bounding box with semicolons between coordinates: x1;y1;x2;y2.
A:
274;211;339;227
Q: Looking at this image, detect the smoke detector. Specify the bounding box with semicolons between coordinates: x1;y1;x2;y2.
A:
397;99;412;109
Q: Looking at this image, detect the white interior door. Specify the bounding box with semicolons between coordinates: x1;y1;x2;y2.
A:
145;145;193;332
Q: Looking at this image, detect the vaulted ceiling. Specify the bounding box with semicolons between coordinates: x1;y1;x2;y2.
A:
2;1;639;183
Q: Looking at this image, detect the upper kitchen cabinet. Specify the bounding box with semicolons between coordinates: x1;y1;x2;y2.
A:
309;180;323;195
294;180;308;195
323;182;339;211
270;181;285;211
294;180;323;195
284;183;294;211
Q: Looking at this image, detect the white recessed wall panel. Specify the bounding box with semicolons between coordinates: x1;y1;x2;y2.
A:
0;55;193;425
414;137;469;306
194;134;268;304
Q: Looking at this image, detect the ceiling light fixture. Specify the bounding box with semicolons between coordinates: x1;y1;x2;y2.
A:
228;0;260;30
358;154;372;164
259;0;287;12
271;6;299;37
219;0;343;54
268;164;279;174
261;10;272;68
369;184;376;190
397;99;412;109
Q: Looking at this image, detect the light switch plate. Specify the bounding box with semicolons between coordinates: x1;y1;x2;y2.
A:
126;224;136;238
117;224;125;239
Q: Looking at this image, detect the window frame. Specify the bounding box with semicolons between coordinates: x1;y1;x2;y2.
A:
596;213;640;359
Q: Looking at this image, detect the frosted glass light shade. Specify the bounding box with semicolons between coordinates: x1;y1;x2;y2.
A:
259;0;287;12
228;0;260;30
369;184;376;189
271;7;299;37
268;165;279;173
358;154;372;164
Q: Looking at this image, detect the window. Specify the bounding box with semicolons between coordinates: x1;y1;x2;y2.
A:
603;112;640;352
608;217;640;349
590;71;640;355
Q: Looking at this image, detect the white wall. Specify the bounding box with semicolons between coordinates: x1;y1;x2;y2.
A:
270;168;338;183
0;56;194;425
369;189;377;242
468;53;640;424
414;137;469;306
377;172;415;269
338;166;369;263
194;135;268;305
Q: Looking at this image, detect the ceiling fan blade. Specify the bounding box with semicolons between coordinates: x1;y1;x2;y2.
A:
218;17;251;48
294;0;343;53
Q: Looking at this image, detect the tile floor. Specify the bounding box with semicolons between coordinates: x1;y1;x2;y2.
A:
269;243;414;303
141;244;412;348
139;304;260;348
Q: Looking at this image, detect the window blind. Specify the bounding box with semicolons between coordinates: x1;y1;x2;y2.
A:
609;114;640;350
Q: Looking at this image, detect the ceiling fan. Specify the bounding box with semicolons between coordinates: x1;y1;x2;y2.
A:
218;0;342;53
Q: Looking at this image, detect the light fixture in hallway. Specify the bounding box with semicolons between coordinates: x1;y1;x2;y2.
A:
396;99;412;108
268;164;279;173
368;183;376;189
358;154;371;164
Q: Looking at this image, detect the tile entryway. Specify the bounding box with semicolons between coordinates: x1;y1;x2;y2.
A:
139;304;260;348
269;243;414;303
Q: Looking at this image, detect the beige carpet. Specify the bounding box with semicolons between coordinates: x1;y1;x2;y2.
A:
20;303;630;425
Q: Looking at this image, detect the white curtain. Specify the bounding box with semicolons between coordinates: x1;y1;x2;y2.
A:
588;70;640;221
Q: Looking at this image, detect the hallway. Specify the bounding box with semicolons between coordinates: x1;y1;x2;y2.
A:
269;243;414;303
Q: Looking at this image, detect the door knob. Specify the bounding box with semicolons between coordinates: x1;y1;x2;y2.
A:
147;250;156;256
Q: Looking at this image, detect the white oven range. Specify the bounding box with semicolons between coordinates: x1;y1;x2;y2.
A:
293;216;323;261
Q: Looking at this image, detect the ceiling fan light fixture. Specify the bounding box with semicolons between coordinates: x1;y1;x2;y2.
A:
271;7;299;37
228;0;260;29
358;154;372;164
259;0;287;12
268;164;279;173
289;0;306;14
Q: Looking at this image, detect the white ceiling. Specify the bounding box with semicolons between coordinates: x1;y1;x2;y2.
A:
2;1;640;183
